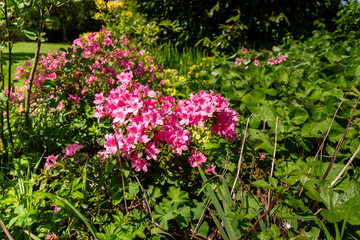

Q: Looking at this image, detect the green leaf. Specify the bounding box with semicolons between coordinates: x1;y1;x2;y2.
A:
71;190;84;199
197;165;237;240
0;58;6;65
241;89;266;110
34;192;97;237
251;180;273;189
166;186;189;204
151;205;176;230
148;185;162;200
198;221;209;237
269;177;278;188
22;30;37;41
0;92;7;101
289;107;309;125
151;227;176;239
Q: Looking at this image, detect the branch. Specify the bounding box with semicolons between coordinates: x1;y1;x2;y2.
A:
0;217;14;240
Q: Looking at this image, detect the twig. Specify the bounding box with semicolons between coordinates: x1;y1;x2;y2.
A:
299;76;360;196
231;113;253;196
267;116;279;210
0;217;13;240
322;94;360;181
331;144;360;187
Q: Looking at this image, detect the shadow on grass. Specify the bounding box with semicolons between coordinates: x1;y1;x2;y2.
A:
2;52;36;61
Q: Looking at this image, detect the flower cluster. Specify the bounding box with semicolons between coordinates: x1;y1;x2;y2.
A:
267;55;287;65
235;48;287;68
44;143;83;171
13;29;163;114
95;83;239;172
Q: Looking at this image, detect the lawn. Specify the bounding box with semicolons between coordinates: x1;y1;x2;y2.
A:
2;42;71;84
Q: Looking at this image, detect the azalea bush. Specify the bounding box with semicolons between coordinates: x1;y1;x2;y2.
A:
1;1;360;239
0;27;242;239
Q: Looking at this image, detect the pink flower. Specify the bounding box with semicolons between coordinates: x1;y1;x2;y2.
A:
45;233;57;240
24;61;31;67
188;150;207;167
235;58;244;66
57;101;64;111
64;143;83;158
122;37;128;45
254;60;261;66
131;154;151;172
241;48;249;54
137;49;145;56
258;152;266;159
267;58;277;65
48;73;57;79
44;154;61;170
93;92;105;105
69;94;80;104
81;86;87;95
145;143;160;161
160;80;166;85
206;164;217;175
54;205;61;214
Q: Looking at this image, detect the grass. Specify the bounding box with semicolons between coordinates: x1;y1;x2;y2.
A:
2;42;71;86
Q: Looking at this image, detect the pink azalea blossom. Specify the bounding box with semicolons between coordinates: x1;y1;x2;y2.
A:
68;94;80;104
64;143;83;158
44;154;61;170
241;48;249;54
45;233;57;240
57;101;64;111
54;205;61;214
131;154;151;172
122;36;128;45
137;49;145;56
206;164;217;175
188;150;207;167
235;58;244;66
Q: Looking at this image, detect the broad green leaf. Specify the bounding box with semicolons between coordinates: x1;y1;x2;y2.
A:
22;30;37;41
289;107;308;125
198;221;209;237
251;180;273;189
148;185;162;200
166;186;189;204
151;205;176;230
241;89;266;110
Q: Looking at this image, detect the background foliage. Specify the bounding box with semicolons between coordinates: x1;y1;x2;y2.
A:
0;0;360;239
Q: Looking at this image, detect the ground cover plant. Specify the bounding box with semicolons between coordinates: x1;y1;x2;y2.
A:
1;0;360;239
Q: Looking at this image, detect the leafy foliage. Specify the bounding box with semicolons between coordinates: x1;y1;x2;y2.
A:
0;1;360;239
